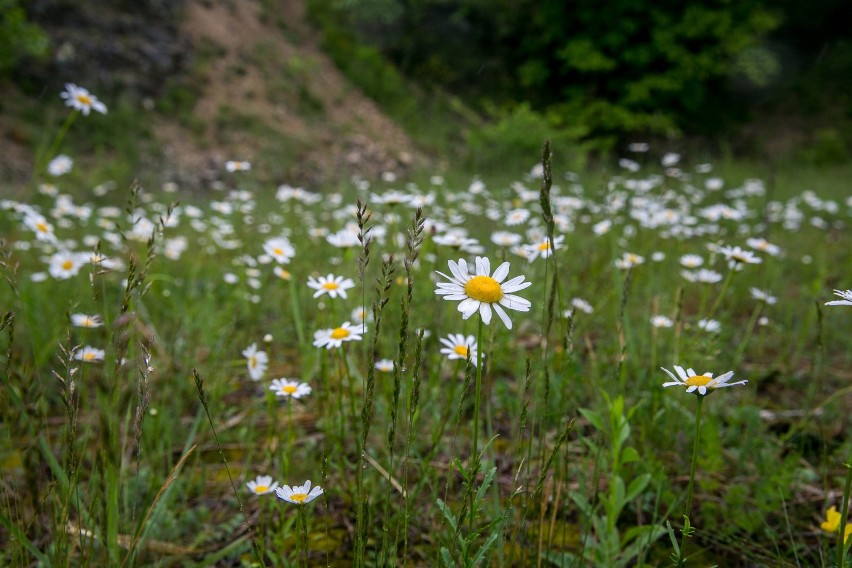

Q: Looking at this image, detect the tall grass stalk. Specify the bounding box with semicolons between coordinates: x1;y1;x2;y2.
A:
356;254;394;566
402;329;424;564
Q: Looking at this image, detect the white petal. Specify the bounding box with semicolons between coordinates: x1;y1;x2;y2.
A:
458;298;480;318
501;276;533;293
479;302;493;324
661;367;680;382
501;294;531;311
492;262;510;283
493;303;513;329
477;256;490;276
674;366;688;380
714;371;734;384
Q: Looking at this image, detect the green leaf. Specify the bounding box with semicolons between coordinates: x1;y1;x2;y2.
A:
579;408;605;433
436;499;457;533
625;473;652;503
622;446;640;464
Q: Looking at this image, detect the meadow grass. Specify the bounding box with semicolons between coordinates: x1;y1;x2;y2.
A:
1;105;852;566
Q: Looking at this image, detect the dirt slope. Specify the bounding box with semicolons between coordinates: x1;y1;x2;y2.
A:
154;0;420;185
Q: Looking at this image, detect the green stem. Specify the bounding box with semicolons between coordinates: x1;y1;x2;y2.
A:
286;398;293;478
288;278;305;347
470;315;484;534
37;110;79;177
733;302;763;367
705;268;735;321
679;395;704;567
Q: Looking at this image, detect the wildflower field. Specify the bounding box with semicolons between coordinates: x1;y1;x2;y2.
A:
1;88;852;567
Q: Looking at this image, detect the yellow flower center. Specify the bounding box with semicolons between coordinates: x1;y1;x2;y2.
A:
331;327;350;340
290;493;308;503
61;260;73;270
249;356;257;368
685;375;712;388
273;247;284;256
254;485;268;493
283;385;297;394
628;254;640;263
276;269;291;280
36;222;49;233
76;94;92;106
322;282;339;290
83;352;96;361
537;241;551;251
464;275;503;303
453;345;469;357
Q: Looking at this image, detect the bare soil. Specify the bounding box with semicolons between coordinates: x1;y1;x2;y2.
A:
153;0;421;186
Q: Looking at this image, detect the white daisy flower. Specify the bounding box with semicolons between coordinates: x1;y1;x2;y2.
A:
263;237;295;264
60;83;108;115
750;287;777;305
75;346;105;363
71;314;103;328
746;237;781;257
307;274;355;299
719;245;762;269
313;322;364;349
247;475;278;496
435;257;532;330
826;289;852;306
242;343;268;381
275;479;324;505
23;214;56;243
570;297;594;315
614;252;645;270
505;208;531;226
679;254;704;268
523;235;565;262
661;365;747;396
439;333;478;363
225;160;251;172
374;359;395;372
47;154;74;176
269;378;312;399
48;250;87;280
697;319;721;333
651;315;673;328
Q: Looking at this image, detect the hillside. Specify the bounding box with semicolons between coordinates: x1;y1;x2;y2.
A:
1;0;423;187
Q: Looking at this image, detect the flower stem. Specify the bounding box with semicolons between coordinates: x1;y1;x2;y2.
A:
469;315;484;534
37;109;78;178
288;278;305;347
286;398;293;477
705;268;734;321
679;395;704;567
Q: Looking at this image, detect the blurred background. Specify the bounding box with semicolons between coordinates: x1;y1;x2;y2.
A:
2;0;851;186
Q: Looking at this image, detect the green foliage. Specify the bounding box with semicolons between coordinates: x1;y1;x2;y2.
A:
319;0;782;143
466;103;588;170
0;0;49;76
